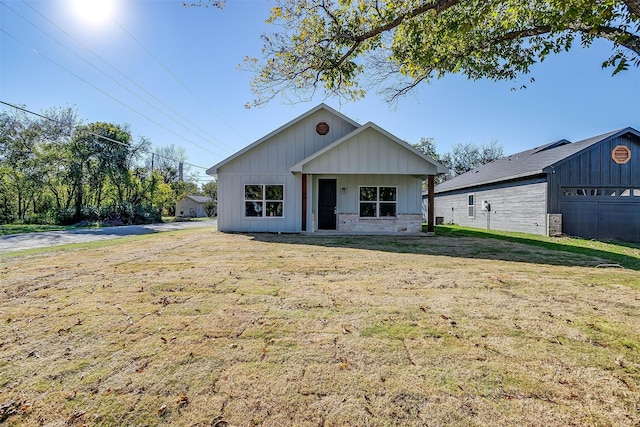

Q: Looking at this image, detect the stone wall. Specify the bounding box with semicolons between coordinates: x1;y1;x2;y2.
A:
338;213;422;233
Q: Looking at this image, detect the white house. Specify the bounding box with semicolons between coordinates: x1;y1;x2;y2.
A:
176;195;213;218
206;104;447;233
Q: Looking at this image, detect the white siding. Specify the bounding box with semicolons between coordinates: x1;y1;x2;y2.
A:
220;110;357;174
300;127;439;175
217;110;357;232
310;174;423;232
176;199;207;217
434;179;549;235
217;173;301;232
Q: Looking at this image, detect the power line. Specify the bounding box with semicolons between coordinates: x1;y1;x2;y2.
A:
20;0;235;156
0;3;227;158
109;13;250;145
0;100;212;172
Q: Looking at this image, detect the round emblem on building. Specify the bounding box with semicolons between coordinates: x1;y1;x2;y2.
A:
611;145;631;164
315;122;330;135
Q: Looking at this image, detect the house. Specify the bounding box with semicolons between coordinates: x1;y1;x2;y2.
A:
176;195;213;218
206;104;447;233
434;127;640;242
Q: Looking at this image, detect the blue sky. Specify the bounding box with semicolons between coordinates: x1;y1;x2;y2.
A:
2;0;640;184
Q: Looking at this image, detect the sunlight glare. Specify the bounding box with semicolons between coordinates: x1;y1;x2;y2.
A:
73;0;113;24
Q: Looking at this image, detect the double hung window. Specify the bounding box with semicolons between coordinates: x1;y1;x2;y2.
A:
245;184;284;217
467;194;475;218
359;186;397;218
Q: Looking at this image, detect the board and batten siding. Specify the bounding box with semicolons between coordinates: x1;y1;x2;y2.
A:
547;133;640;211
217;173;302;232
310;174;423;232
312;174;423;216
216;109;357;232
218;110;357;175
547;133;640;241
435;178;549;235
299;127;441;176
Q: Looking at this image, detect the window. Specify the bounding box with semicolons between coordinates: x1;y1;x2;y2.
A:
467;194;475;218
359;186;397;218
244;184;284;217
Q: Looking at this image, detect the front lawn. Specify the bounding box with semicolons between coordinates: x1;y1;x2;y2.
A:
1;228;638;426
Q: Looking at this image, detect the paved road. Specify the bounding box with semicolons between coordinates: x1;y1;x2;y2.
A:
0;220;217;254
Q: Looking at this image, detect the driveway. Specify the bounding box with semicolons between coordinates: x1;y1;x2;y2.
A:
0;220;217;254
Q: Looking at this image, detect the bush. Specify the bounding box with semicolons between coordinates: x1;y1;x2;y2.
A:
20;212;57;225
51;208;77;225
49;204;161;226
203;200;217;217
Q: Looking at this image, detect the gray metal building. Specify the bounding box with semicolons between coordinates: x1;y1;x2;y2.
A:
433;128;640;242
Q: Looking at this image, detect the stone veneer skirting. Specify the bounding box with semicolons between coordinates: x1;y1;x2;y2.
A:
338;213;423;233
547;213;562;237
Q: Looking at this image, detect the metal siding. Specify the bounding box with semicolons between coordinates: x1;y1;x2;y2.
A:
599;203;640;242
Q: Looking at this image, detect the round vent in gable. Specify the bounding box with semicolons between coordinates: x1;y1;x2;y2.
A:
612;145;631;164
316;122;330;135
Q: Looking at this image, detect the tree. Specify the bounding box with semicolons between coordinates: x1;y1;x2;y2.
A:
447;140;504;177
413;137;503;182
0;106;80;223
412;137;450;184
68;122;134;218
147;144;190;184
412;137;439;160
218;0;640;106
201;179;218;217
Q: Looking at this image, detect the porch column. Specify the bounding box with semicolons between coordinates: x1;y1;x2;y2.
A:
301;174;307;231
427;175;435;233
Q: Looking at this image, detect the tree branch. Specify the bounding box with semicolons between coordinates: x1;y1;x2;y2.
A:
332;0;461;69
585;25;640;56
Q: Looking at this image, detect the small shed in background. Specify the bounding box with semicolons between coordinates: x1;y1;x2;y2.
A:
176;195;213;218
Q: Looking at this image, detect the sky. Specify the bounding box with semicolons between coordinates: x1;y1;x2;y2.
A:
2;0;640;185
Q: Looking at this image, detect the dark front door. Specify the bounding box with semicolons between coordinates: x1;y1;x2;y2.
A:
318;179;337;230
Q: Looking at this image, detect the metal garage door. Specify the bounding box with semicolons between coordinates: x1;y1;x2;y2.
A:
599;203;640;242
559;188;640;242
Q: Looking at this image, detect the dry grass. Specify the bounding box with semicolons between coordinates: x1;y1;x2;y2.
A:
1;228;639;426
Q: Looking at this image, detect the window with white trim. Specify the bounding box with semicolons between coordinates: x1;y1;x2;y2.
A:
359;186;397;218
467;194;475;218
244;184;284;217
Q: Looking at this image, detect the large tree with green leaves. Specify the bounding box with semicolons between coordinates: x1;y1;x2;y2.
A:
217;0;640;105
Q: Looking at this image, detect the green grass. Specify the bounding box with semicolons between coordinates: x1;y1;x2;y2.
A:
162;216;213;222
431;224;640;270
1;228;639;426
0;224;74;235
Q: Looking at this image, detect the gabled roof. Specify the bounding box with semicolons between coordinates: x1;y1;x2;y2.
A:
290;122;449;175
206;104;360;175
435;127;640;193
183;195;213;203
